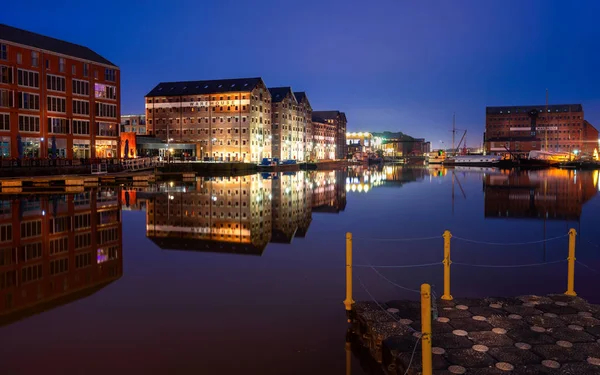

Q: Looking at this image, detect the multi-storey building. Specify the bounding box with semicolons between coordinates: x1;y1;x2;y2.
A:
294;92;313;161
269;87;305;161
146;175;273;254
0;24;120;159
485;104;599;157
145;77;272;162
121;114;146;135
0;189;122;325
312;110;347;159
311;114;337;160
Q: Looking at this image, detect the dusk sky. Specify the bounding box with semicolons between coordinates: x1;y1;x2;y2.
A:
3;0;600;149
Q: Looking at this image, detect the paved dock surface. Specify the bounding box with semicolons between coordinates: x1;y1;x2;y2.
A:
353;294;600;374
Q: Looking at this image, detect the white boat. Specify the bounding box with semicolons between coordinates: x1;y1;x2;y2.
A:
427;151;446;164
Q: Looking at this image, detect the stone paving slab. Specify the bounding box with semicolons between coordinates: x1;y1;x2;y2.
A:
353;294;600;375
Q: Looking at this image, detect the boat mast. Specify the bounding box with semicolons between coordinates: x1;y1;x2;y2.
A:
452;112;456;157
545;89;548;151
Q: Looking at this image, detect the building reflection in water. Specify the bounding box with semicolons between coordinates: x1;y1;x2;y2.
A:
0;188;123;326
145;170;347;254
484;169;598;220
345;165;441;193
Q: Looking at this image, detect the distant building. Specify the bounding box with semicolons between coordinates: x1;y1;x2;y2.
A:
0;23;120;159
484;104;599;157
312;111;347;159
373;132;429;157
145;77;272;162
269;87;305;161
346;132;384;157
121;114;146;135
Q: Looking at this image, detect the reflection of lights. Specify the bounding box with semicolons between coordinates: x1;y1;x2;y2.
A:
594;170;599;189
357;184;363;192
346;184;350;192
364;185;369;192
351;185;356;192
169;181;174;187
169;195;174;200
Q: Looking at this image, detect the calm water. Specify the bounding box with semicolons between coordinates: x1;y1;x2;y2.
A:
1;166;600;374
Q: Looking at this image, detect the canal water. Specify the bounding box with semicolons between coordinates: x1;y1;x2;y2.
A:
1;166;600;374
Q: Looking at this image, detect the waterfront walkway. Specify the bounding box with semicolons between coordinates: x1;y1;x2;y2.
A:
354;295;600;374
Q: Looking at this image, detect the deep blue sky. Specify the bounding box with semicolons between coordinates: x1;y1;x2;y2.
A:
3;0;600;148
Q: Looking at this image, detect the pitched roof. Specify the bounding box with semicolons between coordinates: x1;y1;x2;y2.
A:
486;104;583;115
294;91;307;103
268;87;295;103
0;23;117;67
313;110;342;120
146;77;264;97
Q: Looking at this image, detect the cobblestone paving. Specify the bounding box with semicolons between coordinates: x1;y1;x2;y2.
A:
354;295;600;374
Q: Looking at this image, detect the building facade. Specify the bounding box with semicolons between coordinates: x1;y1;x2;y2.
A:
485;104;599;157
0;24;120;159
145;77;272;162
294;92;313;161
121;114;146;135
269;87;305;161
312;111;347;159
311;114;336;160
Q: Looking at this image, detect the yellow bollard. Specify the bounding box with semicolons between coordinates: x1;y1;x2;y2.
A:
565;228;577;296
421;283;433;375
344;232;355;311
442;230;453;300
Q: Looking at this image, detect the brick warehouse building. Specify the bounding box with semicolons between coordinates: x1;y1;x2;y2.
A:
269;87;305;161
0;24;120;159
294;92;313;161
145;77;272;162
485;104;599;157
312;111;347;160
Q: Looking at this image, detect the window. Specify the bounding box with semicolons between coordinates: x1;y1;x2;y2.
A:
0;113;8;131
21;264;43;284
72;120;90;135
20;220;42;238
96;122;117;136
16;53;22;64
74;213;91;229
0;44;6;60
18;115;40;132
75;252;92;269
94;83;116;99
59;58;65;73
83;63;88;77
47;96;66;113
17;69;39;88
18;93;40;110
0;89;13;108
72;64;76;75
19;242;42;262
97;227;118;245
31;51;39;67
50;216;71;234
45;59;50;69
0;66;12;84
105;68;116;82
46;74;66;92
75;232;91;249
72;79;90;96
95;103;116;118
0;223;12;242
48;117;69;134
49;236;68;255
72;99;90;115
50;258;68;275
94;70;98;79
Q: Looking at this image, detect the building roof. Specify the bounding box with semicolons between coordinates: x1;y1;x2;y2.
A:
486;104;583;115
311;114;327;123
148;236;266;256
145;77;265;97
294;91;307;103
313;110;342;120
268;87;296;103
0;23;117;67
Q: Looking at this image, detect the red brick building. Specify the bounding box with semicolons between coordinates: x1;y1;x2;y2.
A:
0;24;120;159
485;104;598;157
312;111;347;160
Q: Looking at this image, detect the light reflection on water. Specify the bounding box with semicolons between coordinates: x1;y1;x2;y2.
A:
0;166;599;375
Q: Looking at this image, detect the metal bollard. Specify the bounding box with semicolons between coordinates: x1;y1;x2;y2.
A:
344;232;355;311
442;230;453;300
421;283;433;375
565;228;577;296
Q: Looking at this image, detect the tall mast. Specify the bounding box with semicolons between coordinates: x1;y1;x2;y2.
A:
545;89;548;151
452;112;456;156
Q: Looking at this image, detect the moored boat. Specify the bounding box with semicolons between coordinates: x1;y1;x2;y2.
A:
442;155;501;167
